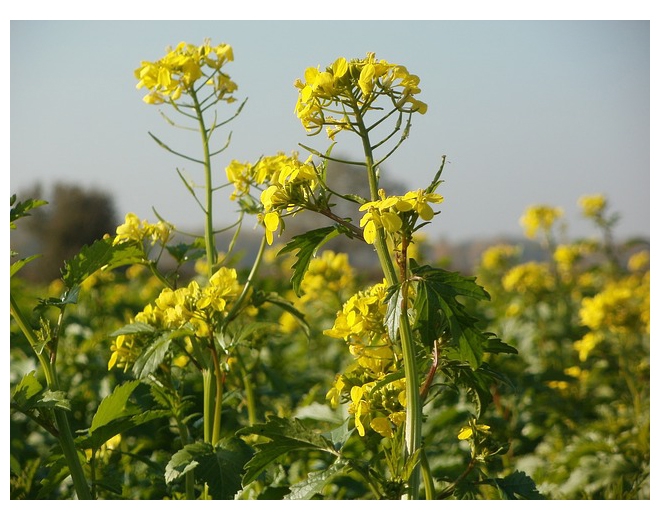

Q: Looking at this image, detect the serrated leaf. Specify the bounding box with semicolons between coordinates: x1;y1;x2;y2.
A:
166;438;253;499
90;380;141;433
238;416;338;486
10;255;41;278
494;470;545;499
38;390;71;411
110;322;157;337
384;284;404;341
62;238;146;288
131;331;180;379
284;460;348;500
77;409;169;451
278;227;339;296
241;440;305;486
12;371;44;410
411;262;495;369
10;197;48;226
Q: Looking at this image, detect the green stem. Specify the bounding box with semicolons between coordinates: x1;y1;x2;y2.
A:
353;105;422;499
190;89;217;275
10;295;93;500
210;345;224;445
420;449;435;500
202;369;213;444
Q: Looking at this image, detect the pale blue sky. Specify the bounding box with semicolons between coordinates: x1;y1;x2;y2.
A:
10;20;650;242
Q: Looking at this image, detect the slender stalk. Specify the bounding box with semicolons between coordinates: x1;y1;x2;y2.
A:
210;344;224;445
189;89;217;274
202;369;213;443
352;102;422;499
10;295;93;500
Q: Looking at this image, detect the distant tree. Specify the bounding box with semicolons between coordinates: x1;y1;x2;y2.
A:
13;183;118;283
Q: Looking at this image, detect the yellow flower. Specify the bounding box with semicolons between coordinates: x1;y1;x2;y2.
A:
578;193;606;219
480;244;520;271
135;39;236;105
573;331;604;362
502;262;554;294
370;417;393;438
263;212;281;245
457;421;490;440
294;52;426;136
519;205;563;239
628;250;649;272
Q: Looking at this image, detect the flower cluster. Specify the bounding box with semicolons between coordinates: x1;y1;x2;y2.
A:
519;205;564;240
108;267;242;371
578;193;607;219
324;282;410;437
574;272;650;361
226;152;320;245
502;262;555;295
134;39;236;105
113;213;174;248
294;53;427;137
359;189;444;244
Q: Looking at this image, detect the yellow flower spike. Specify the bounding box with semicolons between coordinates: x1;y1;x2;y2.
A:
578;193;606;218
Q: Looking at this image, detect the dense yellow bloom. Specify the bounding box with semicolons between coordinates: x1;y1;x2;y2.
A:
324;282;390;343
300;250;354;296
113;213;174;247
502;262;555;294
480;244;521;272
628;250;650;272
109;267;243;371
519;205;563;239
573;331;605;362
135;40;236;105
225;152;293;201
228;152;319;245
578;193;607;219
294;52;427;135
359;189;443;244
578;273;650;334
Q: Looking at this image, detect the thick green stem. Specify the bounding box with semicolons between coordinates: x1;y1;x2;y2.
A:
202;369;213;443
10;295;92;500
190;89;217;275
210;346;224;445
354;109;422;499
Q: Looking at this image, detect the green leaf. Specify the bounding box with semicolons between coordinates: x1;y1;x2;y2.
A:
61;237;146;288
90;380;141;433
77;410;169;451
165;438;253;499
411;261;504;369
38;390;71;411
10;255;41;278
384;284;404;342
278;227;340;296
494;470;545;499
12;371;44;408
132;330;185;379
110;322;157;337
284;460;349;500
10;196;47;227
238;416;338;486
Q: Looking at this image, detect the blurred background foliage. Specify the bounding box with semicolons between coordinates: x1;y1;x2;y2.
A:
10;181;649;499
